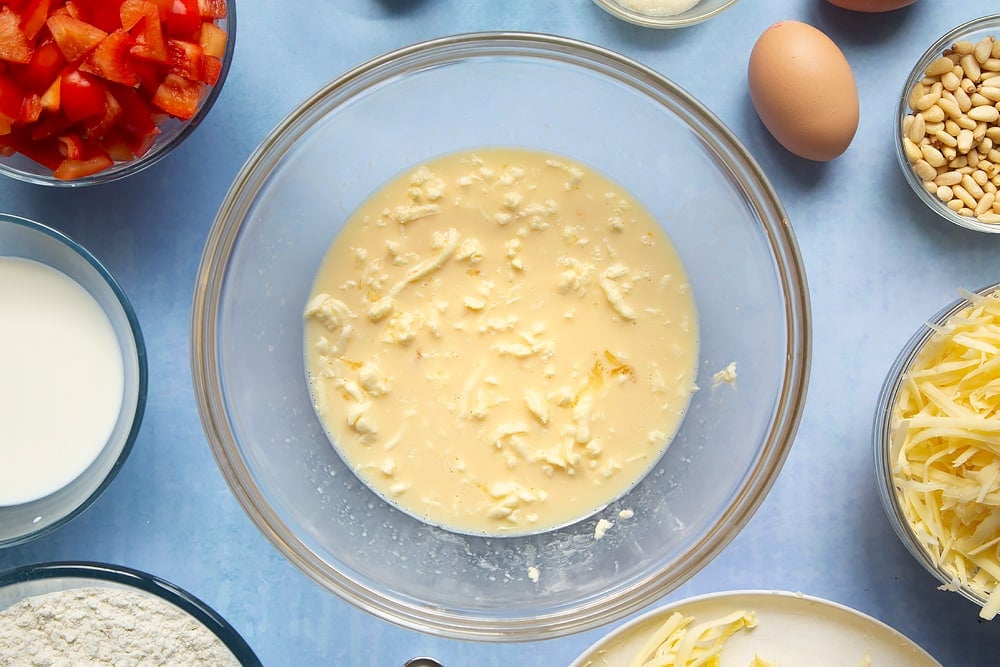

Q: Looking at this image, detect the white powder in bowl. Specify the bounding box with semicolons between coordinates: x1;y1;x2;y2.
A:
616;0;702;16
0;586;242;666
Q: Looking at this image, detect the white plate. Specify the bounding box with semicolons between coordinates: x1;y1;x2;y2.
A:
570;590;940;667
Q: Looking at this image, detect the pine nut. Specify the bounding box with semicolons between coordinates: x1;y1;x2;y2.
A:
935;171;963;186
936;185;954;202
975;191;996;215
914;159;937;180
977;211;1000;223
947;198;964;211
969;105;1000;123
962;174;985;199
926;56;955;76
937;97;961;119
942;71;961;91
935;130;958;147
961;54;982;82
921;144;947;167
954;184;978;209
955;41;974;56
908;114;925;143
922;105;946;123
975;37;995;64
980;87;1000;102
958;129;975;153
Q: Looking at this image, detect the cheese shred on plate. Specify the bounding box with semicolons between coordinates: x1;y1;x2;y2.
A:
627;609;758;667
891;288;1000;620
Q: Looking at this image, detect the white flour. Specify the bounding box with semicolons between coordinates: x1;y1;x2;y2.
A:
0;586;242;666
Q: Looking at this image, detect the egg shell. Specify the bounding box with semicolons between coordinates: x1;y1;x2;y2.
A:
825;0;918;12
748;21;859;162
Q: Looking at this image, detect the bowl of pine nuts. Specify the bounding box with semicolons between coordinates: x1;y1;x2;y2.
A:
897;15;1000;233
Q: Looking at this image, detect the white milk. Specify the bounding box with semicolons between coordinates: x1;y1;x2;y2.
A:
0;257;124;505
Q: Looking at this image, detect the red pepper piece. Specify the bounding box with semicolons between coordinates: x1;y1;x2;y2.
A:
80;29;139;86
196;0;226;19
53;150;113;179
164;0;200;38
198;20;225;58
122;0;168;63
151;71;198;119
0;73;25;123
165;37;201;79
66;0;121;33
56;131;83;158
46;13;107;63
60;68;107;121
12;39;66;92
0;6;34;64
81;85;121;138
17;91;42;124
19;0;52;41
109;83;157;135
200;53;220;85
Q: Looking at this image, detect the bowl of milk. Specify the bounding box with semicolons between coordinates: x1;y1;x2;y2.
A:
0;213;146;548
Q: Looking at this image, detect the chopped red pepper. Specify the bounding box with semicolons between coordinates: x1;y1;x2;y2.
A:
47;13;107;63
80;29;138;86
59;68;106;121
0;6;33;64
0;0;227;179
19;0;52;41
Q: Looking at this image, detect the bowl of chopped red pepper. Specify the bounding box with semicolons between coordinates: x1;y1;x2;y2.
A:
0;0;234;185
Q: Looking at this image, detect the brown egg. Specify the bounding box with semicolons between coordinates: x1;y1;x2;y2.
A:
748;21;859;162
825;0;918;12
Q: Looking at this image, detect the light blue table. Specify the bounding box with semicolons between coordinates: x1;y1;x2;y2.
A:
3;1;999;664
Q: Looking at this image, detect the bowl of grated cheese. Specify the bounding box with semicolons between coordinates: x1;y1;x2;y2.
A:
874;281;1000;620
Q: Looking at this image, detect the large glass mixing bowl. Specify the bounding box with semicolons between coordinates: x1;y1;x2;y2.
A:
191;32;811;641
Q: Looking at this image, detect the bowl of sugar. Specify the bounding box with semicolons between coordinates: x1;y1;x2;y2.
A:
0;213;146;548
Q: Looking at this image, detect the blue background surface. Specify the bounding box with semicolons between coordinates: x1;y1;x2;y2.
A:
2;0;1000;665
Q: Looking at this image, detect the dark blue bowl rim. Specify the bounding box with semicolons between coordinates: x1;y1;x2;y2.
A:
0;561;262;666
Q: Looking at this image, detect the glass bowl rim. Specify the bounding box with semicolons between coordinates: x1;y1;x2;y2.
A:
894;14;1000;234
873;279;1000;610
0;212;148;549
0;560;261;665
590;0;740;29
0;0;237;188
191;30;812;641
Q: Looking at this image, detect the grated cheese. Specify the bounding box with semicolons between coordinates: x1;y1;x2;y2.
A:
626;609;758;667
891;288;1000;619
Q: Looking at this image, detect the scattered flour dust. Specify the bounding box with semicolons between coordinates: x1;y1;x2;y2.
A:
616;0;701;16
0;586;241;666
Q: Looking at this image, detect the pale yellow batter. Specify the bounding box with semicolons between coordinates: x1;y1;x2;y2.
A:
304;148;698;536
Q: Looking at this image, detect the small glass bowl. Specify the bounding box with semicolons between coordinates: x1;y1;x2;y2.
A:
874;281;1000;616
895;15;1000;233
0;213;146;548
0;561;260;665
591;0;739;29
0;1;236;187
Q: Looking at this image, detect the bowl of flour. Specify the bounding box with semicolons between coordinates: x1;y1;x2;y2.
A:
591;0;740;27
0;562;260;666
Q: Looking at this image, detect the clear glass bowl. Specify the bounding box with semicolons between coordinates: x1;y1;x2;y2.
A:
0;1;236;187
591;0;739;29
874;281;1000;615
0;561;260;665
192;32;811;640
0;213;146;548
895;15;1000;233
